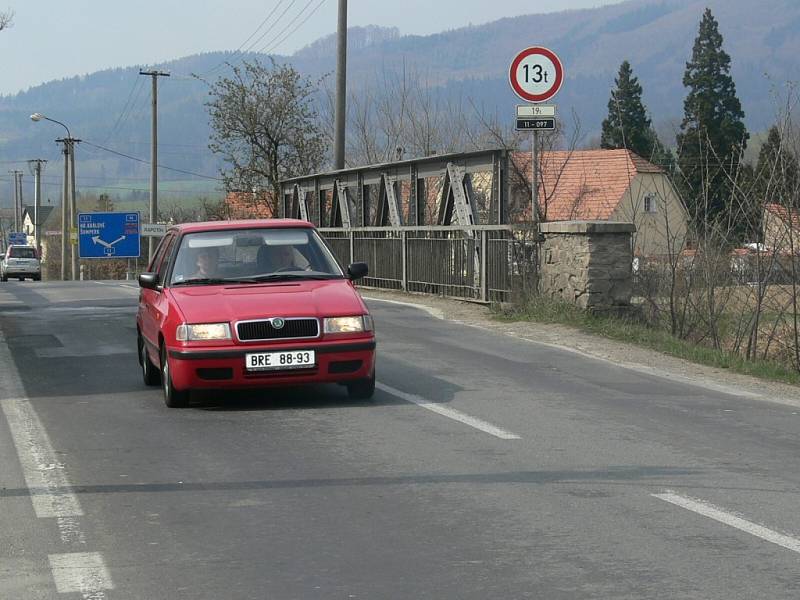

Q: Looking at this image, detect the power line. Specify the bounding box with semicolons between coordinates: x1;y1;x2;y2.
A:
255;0;327;56
102;76;146;146
80;140;223;181
199;0;291;78
38;180;223;195
195;0;298;79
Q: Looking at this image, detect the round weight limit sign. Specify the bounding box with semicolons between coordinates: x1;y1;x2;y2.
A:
509;47;564;103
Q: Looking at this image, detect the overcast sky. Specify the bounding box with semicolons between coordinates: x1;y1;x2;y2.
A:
0;0;626;96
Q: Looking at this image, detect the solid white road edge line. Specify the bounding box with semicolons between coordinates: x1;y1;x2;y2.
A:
48;552;114;595
0;397;83;518
361;296;445;320
0;330;114;595
653;491;800;554
0;328;83;519
376;382;521;440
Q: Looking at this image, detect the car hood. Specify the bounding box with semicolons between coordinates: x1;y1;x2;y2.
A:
168;279;367;323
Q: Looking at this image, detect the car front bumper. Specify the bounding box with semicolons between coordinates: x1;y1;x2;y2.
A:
166;338;376;390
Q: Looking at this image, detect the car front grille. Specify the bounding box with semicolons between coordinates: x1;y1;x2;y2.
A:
236;318;319;341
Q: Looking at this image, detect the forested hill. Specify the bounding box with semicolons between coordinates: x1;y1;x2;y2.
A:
0;0;797;202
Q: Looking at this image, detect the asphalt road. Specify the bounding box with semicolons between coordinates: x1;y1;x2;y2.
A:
1;280;799;599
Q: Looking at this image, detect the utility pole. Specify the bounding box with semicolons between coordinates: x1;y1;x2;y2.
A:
68;140;78;280
531;132;539;226
60;142;68;280
16;172;23;232
333;0;347;170
9;170;22;231
139;69;170;262
28;160;46;258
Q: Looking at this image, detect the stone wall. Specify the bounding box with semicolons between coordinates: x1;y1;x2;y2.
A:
539;221;635;310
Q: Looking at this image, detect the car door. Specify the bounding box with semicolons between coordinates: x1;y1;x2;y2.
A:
139;234;176;360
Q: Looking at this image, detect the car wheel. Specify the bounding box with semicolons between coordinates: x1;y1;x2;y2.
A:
18;277;24;281
33;275;41;281
346;370;375;400
161;344;189;408
139;334;160;386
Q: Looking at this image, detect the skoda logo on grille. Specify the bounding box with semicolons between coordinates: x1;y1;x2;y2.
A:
271;317;286;330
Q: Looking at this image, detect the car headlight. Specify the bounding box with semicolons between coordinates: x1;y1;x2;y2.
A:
176;323;232;341
324;315;373;334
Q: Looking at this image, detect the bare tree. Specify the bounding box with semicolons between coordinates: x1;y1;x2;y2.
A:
205;59;327;216
0;10;13;32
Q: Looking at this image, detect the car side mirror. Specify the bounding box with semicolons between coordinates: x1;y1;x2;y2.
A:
138;272;160;290
347;262;368;281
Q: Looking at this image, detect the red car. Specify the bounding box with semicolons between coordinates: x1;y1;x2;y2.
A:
136;219;376;408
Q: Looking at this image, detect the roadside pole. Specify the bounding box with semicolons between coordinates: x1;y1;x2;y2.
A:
68;139;78;280
60;142;68;281
508;47;564;226
532;131;539;225
139;70;170;263
28;159;46;259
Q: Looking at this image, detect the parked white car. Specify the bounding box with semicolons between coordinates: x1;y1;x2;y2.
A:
1;245;41;281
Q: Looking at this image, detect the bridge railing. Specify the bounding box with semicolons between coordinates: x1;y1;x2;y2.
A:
319;226;539;303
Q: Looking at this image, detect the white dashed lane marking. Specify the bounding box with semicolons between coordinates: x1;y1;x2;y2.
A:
653;491;800;554
376;382;521;440
48;552;114;595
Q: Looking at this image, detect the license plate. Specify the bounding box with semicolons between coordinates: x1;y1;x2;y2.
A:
245;350;315;371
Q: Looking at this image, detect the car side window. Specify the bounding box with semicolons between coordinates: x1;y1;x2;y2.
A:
154;235;177;282
147;235;172;272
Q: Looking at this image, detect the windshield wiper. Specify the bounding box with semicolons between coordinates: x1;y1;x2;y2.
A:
171;277;230;286
247;273;340;282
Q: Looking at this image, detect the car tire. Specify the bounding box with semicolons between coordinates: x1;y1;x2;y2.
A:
139;333;160;386
33;275;41;282
161;344;190;408
347;370;375;400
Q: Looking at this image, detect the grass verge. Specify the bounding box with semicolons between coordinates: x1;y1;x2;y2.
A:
493;297;800;386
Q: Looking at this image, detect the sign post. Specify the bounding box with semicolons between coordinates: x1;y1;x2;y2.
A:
509;47;564;225
78;212;141;259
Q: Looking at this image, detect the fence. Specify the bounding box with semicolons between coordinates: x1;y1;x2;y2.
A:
319;226;539;303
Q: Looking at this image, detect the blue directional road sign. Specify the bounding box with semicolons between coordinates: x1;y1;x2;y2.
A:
8;232;28;245
78;212;140;259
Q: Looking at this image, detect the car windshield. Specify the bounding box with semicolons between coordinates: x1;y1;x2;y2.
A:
10;247;36;259
169;227;344;285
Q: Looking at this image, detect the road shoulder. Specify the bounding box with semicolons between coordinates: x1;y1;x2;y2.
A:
360;288;800;406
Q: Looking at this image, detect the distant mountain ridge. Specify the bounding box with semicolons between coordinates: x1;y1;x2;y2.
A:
1;0;797;204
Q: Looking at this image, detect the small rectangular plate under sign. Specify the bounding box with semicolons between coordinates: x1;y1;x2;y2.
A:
246;350;316;371
515;118;556;131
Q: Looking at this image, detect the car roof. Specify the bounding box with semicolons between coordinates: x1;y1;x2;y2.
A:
168;219;315;235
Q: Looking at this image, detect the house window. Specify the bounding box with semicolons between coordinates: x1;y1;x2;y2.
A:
643;193;658;214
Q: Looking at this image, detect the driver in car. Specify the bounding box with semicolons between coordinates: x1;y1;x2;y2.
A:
257;244;311;273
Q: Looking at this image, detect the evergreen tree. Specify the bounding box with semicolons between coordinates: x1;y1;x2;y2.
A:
676;8;748;230
754;126;799;208
601;61;651;156
601;60;674;170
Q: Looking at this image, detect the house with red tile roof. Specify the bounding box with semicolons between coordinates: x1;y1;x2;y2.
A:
763;203;800;255
513;149;689;257
224;191;275;219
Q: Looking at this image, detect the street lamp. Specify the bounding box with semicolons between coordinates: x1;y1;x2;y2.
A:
31;112;77;281
30;112;71;138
